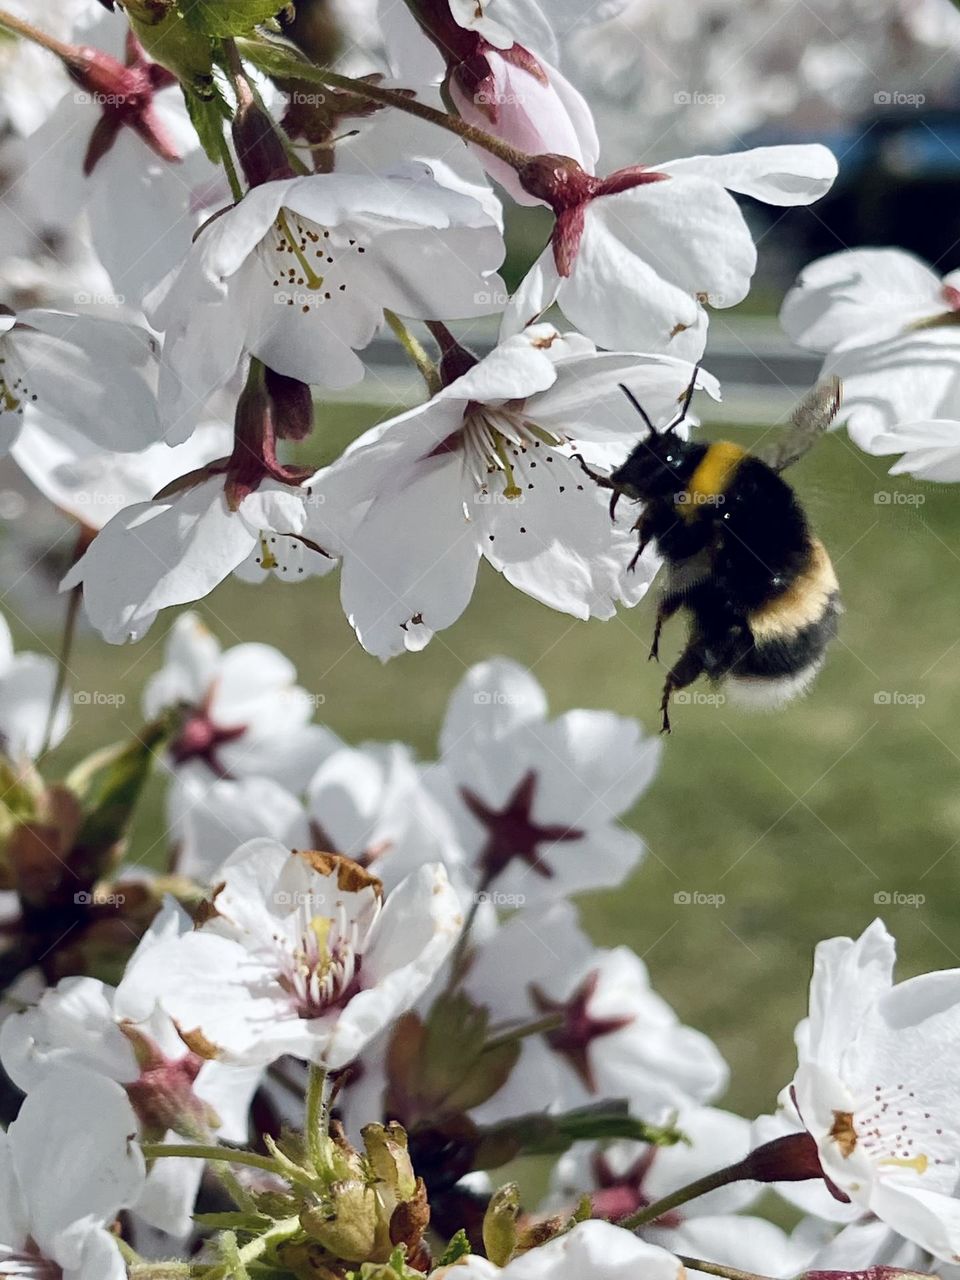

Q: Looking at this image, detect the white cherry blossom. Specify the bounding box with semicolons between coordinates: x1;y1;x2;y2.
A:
426;658;662;903
464;900;728;1124
867;419;960;483
503;144;838;358
61;476;340;644
0;899;259;1238
782;918;960;1261
312;325;718;658
0;1066;145;1280
146;172;507;442
781;247;960;450
546;1105;758;1223
18;14;223;307
167;771;311;884
142;612;339;789
128;839;463;1068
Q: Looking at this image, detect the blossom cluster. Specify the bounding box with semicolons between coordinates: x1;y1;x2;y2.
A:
1;604;959;1279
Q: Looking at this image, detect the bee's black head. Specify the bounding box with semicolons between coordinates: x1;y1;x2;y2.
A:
611;429;702;501
610;380;703;501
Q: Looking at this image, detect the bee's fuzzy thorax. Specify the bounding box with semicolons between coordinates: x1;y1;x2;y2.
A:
678;440;747;519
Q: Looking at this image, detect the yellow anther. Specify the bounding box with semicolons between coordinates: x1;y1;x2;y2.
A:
276;210;325;291
879;1154;929;1175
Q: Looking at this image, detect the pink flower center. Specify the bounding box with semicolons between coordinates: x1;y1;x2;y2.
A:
169;691;247;778
278;902;371;1019
69;32;181;176
529;969;634;1091
460;768;584;882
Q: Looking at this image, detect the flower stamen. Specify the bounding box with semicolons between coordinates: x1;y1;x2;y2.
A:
275;209;326;291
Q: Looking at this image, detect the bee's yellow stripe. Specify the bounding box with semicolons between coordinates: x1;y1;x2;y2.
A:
748;540;839;639
678;441;746;519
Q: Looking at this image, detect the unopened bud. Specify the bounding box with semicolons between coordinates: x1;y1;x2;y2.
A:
301;1179;381;1263
363;1122;417;1202
265;367;314;441
482;1183;520;1267
232;97;295;188
120;1023;221;1140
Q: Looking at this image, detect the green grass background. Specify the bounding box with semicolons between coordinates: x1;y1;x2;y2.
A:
18;397;960;1129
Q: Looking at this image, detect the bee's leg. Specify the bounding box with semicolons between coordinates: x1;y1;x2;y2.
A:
571;452;616;489
628;508;656;573
659;641;705;734
649;594;682;662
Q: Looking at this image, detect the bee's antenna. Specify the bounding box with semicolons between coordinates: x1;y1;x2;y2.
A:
618;383;656;436
664;365;701;435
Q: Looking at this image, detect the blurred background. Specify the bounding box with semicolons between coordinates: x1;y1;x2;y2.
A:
3;0;960;1125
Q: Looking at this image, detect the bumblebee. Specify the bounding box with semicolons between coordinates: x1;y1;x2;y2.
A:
580;376;843;732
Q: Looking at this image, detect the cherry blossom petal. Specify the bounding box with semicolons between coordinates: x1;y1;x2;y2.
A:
659;143;837;205
10;311;161;451
339;456;483;659
780;247;944;352
11;1068;144;1263
438;657;550;756
553;205;704;354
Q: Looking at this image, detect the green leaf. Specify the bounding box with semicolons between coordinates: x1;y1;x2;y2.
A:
181;0;286;37
183;83;232;164
124;2;215;90
474;1102;688;1169
64;716;173;881
235;33;314;80
437;1230;472;1266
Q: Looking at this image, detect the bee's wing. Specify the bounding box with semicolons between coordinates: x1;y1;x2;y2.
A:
757;377;842;472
